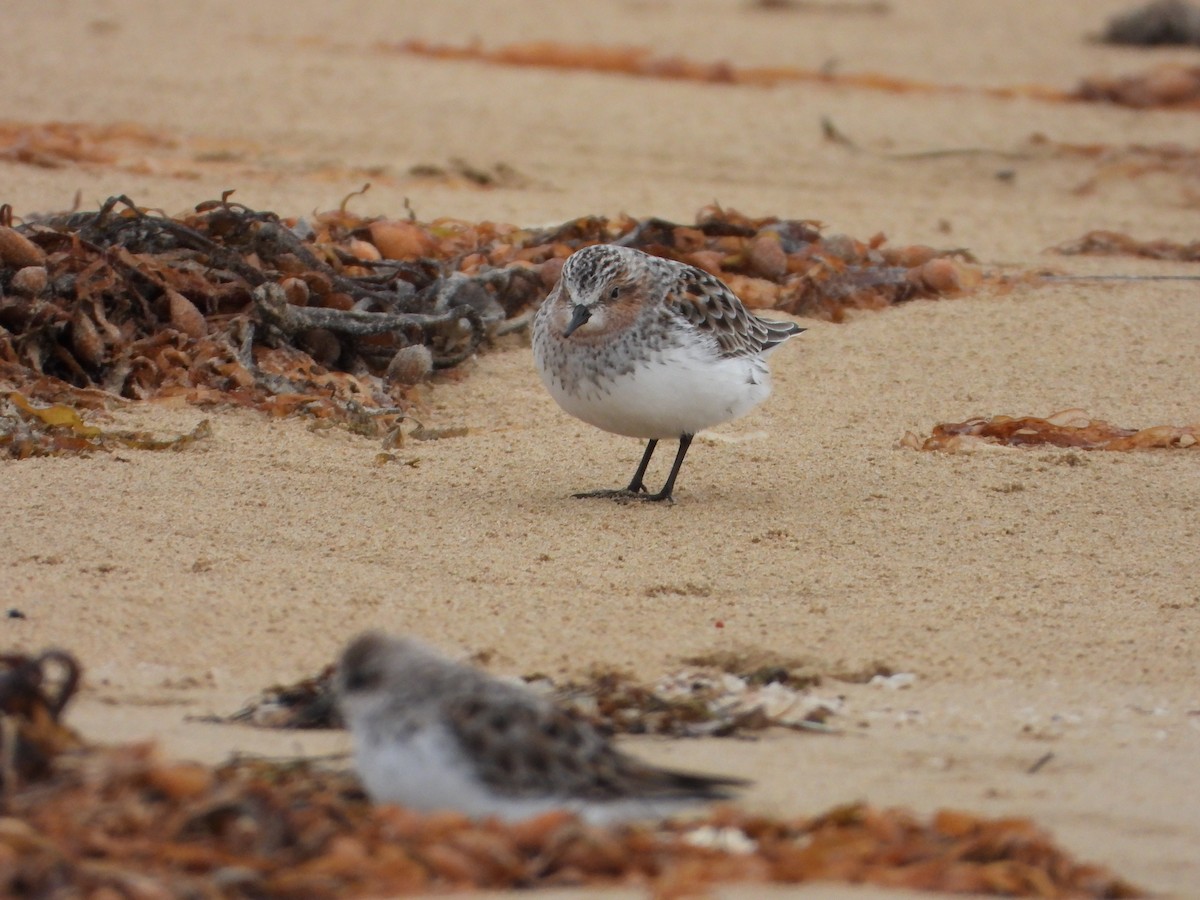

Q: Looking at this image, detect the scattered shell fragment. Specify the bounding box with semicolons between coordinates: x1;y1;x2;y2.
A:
0;225;46;267
746;234;787;280
652;669;843;732
10;265;48;296
869;672;917;690
682;826;758;855
165;289;207;339
369;220;436;259
347;237;383;261
280;276;310;306
386;344;434;384
69;312;105;367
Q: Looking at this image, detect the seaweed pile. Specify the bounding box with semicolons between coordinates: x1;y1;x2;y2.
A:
0;195;977;435
219;660;841;738
0;649;1142;898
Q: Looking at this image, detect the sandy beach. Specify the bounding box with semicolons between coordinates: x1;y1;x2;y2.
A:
3;1;1199;894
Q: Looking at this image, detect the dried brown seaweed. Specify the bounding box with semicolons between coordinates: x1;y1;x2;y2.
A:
0;195;981;436
0;648;1144;896
2;748;1141;897
820;130;1200;198
1030;134;1200;196
1;391;211;458
0;121;177;169
1052;230;1200;261
220;664;341;729
0;193;527;433
0;649;85;796
902;409;1200;453
217;661;840;737
0;119;408;186
386;36;1200;113
1074;64;1200;108
388;39;1068;102
748;0;891;13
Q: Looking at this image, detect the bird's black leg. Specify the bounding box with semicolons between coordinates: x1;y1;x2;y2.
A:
625;439;657;493
573;439;659;499
643;434;692;503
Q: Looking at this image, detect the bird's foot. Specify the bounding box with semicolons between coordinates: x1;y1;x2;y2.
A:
571;487;674;504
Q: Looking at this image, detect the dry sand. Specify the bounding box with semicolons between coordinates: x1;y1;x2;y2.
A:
3;1;1199;895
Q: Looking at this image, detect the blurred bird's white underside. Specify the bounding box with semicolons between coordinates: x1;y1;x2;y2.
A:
354;723;707;826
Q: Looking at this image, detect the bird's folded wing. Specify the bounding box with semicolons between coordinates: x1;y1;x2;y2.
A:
666;266;802;358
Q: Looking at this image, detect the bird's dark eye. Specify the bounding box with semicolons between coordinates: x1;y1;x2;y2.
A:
609;287;620;300
344;664;380;693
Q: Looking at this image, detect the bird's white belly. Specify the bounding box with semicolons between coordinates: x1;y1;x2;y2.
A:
354;724;692;825
542;345;771;440
356;725;552;821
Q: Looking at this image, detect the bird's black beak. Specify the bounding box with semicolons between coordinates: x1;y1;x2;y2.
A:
563;304;591;338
